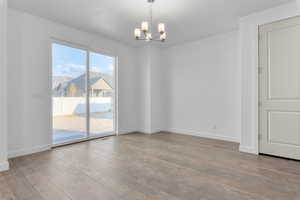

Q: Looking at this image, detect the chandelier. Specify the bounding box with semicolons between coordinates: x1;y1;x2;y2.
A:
134;0;166;42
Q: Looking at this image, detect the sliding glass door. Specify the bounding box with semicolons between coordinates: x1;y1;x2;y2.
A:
52;43;88;144
89;52;114;137
52;43;115;145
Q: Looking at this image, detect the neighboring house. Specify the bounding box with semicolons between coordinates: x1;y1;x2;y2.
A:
53;72;113;97
52;76;73;89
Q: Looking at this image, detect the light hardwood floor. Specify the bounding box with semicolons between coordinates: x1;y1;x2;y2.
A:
1;132;300;200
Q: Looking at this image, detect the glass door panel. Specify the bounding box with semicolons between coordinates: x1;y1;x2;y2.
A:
52;43;88;144
88;52;114;137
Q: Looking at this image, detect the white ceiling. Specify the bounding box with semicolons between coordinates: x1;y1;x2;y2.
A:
8;0;294;47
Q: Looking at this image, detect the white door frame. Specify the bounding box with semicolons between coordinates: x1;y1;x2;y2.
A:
49;38;119;147
239;2;300;155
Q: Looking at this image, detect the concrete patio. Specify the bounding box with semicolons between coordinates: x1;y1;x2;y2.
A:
53;112;113;144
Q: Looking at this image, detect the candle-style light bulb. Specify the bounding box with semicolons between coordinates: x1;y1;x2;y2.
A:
134;28;141;39
158;23;165;34
141;21;149;32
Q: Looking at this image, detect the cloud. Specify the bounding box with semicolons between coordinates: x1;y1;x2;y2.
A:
108;63;114;71
54;63;114;77
90;64;113;74
54;63;86;77
90;66;102;73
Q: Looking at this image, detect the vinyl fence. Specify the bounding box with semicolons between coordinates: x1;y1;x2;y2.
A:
53;97;112;116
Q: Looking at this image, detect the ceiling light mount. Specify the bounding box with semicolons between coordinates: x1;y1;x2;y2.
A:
134;0;166;42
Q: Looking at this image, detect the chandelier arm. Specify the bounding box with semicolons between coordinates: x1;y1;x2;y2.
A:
143;30;148;37
152;39;163;42
153;34;165;41
152;35;161;40
136;38;164;42
136;38;148;40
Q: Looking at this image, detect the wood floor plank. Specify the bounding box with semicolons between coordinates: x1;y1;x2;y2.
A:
0;175;17;200
1;132;300;200
3;169;43;200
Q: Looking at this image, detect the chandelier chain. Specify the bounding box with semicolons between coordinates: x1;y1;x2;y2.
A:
150;2;153;33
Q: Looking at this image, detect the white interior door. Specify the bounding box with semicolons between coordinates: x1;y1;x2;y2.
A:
259;16;300;160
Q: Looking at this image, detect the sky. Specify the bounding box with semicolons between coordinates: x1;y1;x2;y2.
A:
52;43;114;78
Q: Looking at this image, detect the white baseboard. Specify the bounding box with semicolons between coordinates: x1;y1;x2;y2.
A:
166;128;239;143
141;130;162;134
239;145;258;155
118;131;137;135
136;128;162;134
0;160;9;172
8;144;52;159
118;130;161;135
117;129;142;135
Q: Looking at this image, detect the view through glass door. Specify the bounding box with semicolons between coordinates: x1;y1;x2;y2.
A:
52;43;115;145
89;52;114;137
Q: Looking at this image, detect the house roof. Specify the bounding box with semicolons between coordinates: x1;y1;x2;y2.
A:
52;76;73;89
65;72;113;90
90;79;112;90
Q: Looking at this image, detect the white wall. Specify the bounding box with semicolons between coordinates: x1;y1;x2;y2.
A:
162;31;241;142
239;1;300;154
137;44;164;134
150;46;165;133
0;0;9;171
137;46;151;133
7;9;139;157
